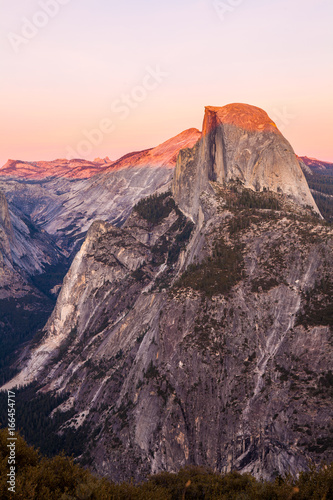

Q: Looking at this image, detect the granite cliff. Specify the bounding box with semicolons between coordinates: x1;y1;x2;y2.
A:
172;104;319;221
1;105;332;482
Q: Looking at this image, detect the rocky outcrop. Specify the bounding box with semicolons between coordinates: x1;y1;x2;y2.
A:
172;104;320;221
3;188;332;482
0;129;201;385
0;191;13;237
0;190;64;277
1;106;331;482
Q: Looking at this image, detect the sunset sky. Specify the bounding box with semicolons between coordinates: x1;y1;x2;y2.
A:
0;0;332;166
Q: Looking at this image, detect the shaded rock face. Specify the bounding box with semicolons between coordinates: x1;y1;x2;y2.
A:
4;189;332;482
0;190;64;277
0;191;61;385
0;192;13;264
0;191;13;237
172;104;319;221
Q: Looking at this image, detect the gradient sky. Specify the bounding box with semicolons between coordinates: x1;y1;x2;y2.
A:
0;0;332;166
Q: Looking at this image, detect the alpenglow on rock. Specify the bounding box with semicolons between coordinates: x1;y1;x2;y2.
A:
172;103;320;220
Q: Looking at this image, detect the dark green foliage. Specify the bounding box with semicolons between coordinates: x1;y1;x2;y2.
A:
0;429;116;499
0;295;53;385
228;214;252;235
132;267;148;282
225;186;281;210
134;191;176;224
176;239;244;297
319;370;333;389
307;436;333;453
167;220;194;265
144;361;159;379
297;277;333;327
116;399;134;429
251;277;280;292
167;244;181;265
306;174;333;196
1;432;332;500
30;261;69;299
0;259;68;385
275;363;291;382
175;220;194;243
0;384;78;458
311;192;333;223
304;169;333;222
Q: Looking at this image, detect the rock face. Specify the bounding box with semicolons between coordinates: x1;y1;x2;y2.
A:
0;192;13;237
4;189;332;482
1;106;331;482
0;192;13;264
0;159;108;180
0;191;61;384
173;104;319;221
0;190;64;277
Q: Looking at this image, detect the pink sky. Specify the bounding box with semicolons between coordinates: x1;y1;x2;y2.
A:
1;0;332;166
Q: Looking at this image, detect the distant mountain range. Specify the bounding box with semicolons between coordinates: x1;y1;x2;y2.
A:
299;156;333;173
0;128;201;180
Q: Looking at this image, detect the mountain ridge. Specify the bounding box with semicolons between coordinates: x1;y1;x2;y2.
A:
0;129;201;181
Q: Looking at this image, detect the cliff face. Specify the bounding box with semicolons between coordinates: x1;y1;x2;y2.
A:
4;188;332;482
0;192;13;264
2;105;331;482
173;104;319;221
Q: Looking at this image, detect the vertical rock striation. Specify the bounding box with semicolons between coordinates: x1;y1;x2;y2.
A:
172;104;320;221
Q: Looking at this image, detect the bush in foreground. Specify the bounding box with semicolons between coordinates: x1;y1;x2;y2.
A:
1;429;332;499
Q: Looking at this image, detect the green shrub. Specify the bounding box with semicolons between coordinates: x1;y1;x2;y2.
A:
176;239;244;297
0;430;332;499
134;192;175;224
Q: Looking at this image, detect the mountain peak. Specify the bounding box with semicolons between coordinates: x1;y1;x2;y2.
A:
204;103;278;133
173;104;320;220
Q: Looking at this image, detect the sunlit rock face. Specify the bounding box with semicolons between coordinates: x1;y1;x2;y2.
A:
173;104;319;221
0;129;201;181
